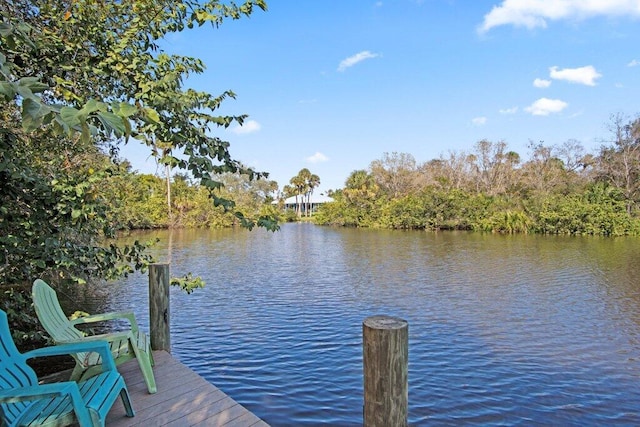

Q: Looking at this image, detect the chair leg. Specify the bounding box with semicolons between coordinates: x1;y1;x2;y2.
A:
70;363;85;381
131;331;157;393
119;387;135;417
137;352;157;394
89;408;103;427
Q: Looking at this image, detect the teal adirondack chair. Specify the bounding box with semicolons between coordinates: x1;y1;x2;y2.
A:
0;309;134;426
32;279;157;394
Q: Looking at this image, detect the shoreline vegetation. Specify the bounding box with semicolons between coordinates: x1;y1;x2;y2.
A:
39;130;636;238
104;118;640;237
312;120;640;237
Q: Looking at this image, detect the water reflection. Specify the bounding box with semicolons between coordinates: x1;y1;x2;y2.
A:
102;224;640;426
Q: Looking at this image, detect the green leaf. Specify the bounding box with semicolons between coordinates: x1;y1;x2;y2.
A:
112;101;137;117
123;116;132;137
80;122;91;143
258;216;280;232
21;98;49;131
201;178;223;190
212;195;235;211
97;111;126;136
17;77;49;93
60;106;82;128
0;22;13;37
78;99;102;118
144;107;161;123
170;273;205;294
0;81;16;100
14;85;36;100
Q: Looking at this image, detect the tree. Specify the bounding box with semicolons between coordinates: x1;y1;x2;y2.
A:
520;140;565;196
0;0;273;341
289;171;307;217
369;152;419;198
287;168;320;217
1;0;274;228
470;139;518;196
336;169;381;226
421;150;476;191
305;172;320;217
596;114;640;215
557;139;588;173
215;172;277;214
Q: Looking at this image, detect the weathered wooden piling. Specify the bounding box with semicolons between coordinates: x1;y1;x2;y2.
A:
363;315;408;427
149;263;171;352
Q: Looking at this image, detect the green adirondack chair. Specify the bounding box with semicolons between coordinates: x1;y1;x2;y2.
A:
0;309;134;426
32;279;157;394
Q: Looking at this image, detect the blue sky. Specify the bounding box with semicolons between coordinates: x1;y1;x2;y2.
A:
121;0;640;195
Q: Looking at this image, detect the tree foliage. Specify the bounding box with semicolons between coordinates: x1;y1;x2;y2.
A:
1;0;273;343
287;168;321;218
316;115;640;236
2;0;276;226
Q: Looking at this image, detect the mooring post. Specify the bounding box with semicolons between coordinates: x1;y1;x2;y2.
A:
149;263;171;353
363;315;409;427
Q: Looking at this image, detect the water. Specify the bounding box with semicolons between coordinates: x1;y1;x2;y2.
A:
100;223;640;426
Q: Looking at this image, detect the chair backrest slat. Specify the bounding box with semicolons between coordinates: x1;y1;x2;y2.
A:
32;279;84;342
32;280;90;367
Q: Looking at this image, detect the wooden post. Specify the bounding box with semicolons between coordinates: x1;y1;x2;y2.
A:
149;263;171;352
363;315;408;427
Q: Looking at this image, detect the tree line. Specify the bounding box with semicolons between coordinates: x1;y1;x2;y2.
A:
315;113;640;236
101;163;279;230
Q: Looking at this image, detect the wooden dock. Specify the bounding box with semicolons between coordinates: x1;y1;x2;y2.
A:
106;351;269;427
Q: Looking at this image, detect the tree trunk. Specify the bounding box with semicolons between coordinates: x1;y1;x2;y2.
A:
165;164;173;227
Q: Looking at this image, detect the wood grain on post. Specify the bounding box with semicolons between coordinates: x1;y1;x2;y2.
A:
363;315;408;427
149;263;171;353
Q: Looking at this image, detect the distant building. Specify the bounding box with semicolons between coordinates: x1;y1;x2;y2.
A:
276;194;333;215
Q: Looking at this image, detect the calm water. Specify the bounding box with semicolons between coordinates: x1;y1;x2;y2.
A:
99;223;640;426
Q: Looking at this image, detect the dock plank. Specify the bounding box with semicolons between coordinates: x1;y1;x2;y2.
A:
106;351;268;427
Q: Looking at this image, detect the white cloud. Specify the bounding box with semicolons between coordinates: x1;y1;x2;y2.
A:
525;98;568;116
628;59;640;67
479;0;640;33
472;117;487;126
549;65;602;86
306;152;329;163
338;51;380;72
533;78;551;88
231;120;261;135
499;106;519;114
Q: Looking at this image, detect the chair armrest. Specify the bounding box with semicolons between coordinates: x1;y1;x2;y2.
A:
23;341;117;372
70;311;139;332
0;382;76;403
59;331;132;344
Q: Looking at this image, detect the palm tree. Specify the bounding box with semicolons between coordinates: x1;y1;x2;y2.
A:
305;173;321;216
281;184;296;211
289;168;322;217
289;170;308;217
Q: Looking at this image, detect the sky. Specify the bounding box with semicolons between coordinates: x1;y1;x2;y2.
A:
120;0;640;196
